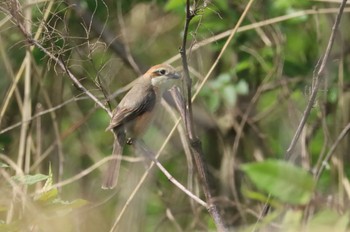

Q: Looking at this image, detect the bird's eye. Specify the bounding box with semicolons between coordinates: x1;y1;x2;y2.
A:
158;69;167;75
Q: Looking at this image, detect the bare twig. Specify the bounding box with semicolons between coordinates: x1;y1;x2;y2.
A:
116;0;142;74
286;0;348;158
64;0;146;74
315;123;350;181
179;0;252;231
165;7;350;65
162;94;197;211
110;86;199;229
4;0;111;117
0;0;54;127
42;43;112;116
108;140;208;232
0;97;88;135
17;3;32;176
133;140;206;208
110;117;182;229
178;0;255;230
180;0;196;138
34;155;142;192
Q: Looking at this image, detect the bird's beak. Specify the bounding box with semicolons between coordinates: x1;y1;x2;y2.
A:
169;72;181;80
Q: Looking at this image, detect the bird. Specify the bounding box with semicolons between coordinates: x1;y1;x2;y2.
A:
102;64;181;189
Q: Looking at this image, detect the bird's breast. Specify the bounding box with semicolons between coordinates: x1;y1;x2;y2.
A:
125;110;155;138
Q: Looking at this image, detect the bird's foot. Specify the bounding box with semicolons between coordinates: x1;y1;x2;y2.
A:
126;138;133;145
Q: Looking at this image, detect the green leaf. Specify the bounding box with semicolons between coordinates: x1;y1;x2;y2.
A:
235;80;249;95
207;92;220;112
328;87;338;103
48;198;89;213
281;210;303;232
165;0;183;11
0;220;20;231
54;198;89;209
35;188;58;202
216;73;231;86
307;210;349;232
240;210;282;232
222;85;237;106
241;160;315;204
0;162;9;168
38;198;89;216
42;164;53;191
32;46;45;65
241;187;281;208
234;60;251;73
12;174;48;185
272;0;311;12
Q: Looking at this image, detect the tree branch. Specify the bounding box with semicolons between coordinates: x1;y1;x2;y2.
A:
4;0;112;117
315;122;350;181
286;0;348;158
179;1;226;231
133;140;207;207
64;0;147;74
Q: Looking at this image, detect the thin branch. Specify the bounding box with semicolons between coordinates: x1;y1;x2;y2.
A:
64;0;146;74
109;117;183;229
35;156;143;193
0;0;54;128
43;44;112;116
4;0;111;117
179;0;257;231
116;0;142;74
0;97;88;135
134;140;206;208
315;122;350;181
162;94;196;211
178;0;255;231
180;0;196;139
286;0;348;158
165;7;350;65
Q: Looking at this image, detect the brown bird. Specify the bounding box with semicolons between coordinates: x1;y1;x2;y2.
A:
102;64;181;189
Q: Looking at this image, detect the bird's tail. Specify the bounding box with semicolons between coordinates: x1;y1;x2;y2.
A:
102;128;125;189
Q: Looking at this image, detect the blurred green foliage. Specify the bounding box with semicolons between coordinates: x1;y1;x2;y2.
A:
241;160;314;204
0;0;350;231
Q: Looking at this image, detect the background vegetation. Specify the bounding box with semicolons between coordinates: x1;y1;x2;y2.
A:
0;0;350;231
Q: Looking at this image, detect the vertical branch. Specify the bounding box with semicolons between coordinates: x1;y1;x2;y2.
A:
17;0;32;176
0;0;54;128
23;1;32;175
286;0;348;158
180;1;195;138
179;1;226;231
35;104;42;176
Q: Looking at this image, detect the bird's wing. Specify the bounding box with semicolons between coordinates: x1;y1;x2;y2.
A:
106;87;156;131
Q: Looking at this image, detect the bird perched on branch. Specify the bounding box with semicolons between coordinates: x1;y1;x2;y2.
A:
102;64;181;189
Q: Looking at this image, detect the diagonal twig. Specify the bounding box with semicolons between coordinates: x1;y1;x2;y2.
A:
166;7;350;65
133;140;206;208
315;122;350;181
286;0;348;158
64;0;146;74
4;0;112;117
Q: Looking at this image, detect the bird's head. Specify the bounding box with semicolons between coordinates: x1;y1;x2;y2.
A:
145;64;181;92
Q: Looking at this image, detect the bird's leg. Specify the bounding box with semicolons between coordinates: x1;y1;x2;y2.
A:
126;137;134;145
